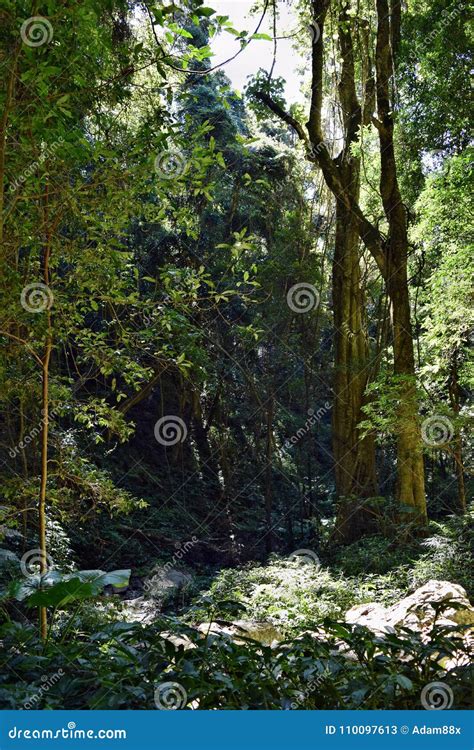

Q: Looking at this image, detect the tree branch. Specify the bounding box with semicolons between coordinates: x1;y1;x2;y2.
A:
253;91;310;148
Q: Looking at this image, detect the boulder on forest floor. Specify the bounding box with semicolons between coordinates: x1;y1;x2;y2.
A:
119;596;157;624
143;566;193;600
197;619;282;645
118;566;194;624
345;580;474;635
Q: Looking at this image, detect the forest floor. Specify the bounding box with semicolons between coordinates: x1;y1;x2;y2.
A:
1;515;472;710
110;515;474;637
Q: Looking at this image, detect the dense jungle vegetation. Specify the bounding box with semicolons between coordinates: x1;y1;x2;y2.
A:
0;0;472;711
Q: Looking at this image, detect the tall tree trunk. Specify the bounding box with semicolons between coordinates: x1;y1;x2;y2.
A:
264;392;274;553
39;340;51;640
192;407;222;506
385;254;426;519
39;183;52;640
449;363;466;513
331;6;378;541
452;434;467;514
303;364;314;516
256;0;427;527
375;0;426;523
332;170;378;542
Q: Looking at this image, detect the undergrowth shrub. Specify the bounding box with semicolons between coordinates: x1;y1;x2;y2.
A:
0;612;470;710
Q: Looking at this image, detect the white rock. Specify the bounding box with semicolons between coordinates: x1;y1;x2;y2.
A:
197;619;282;645
158;631;196;650
144;567;193;600
345;603;394;634
119;596;157;624
345;580;474;634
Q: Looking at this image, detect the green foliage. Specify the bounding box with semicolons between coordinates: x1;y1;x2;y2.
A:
189;516;474;630
245;69;287;121
0;609;470;709
414;149;474;394
188;557;397;630
400;0;472;155
9;569;131;608
334;516;474;600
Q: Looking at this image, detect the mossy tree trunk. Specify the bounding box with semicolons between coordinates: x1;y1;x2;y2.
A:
375;0;426;523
